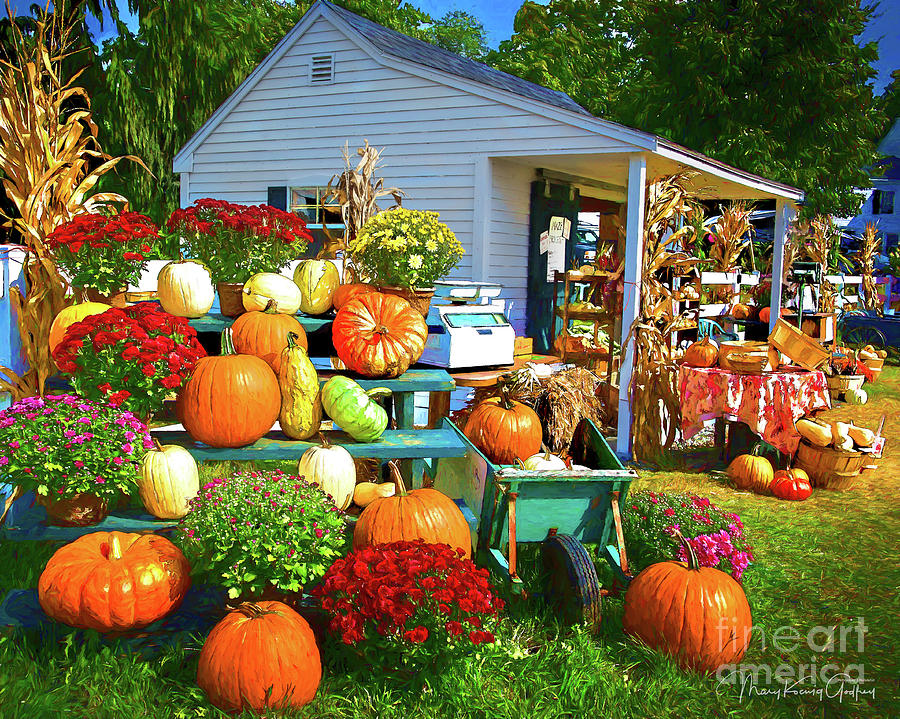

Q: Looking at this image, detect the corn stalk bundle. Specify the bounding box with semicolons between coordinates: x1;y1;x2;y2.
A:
627;172;701;462
320;141;405;273
854;222;880;311
796;215;845;313
0;4;141;400
707;201;754;302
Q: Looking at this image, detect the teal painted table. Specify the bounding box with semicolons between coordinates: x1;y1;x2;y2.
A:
189;312;333;333
154;369;461;488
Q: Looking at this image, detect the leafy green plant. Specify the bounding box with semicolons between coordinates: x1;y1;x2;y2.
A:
179;468;349;599
0;394;151;502
350;207;464;288
622;490;754;579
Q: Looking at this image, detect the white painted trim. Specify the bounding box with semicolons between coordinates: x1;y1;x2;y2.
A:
768;199;798;333
655;141;805;201
172;4;329;172
472;156;491;281
179;172;190;208
616;154;647;458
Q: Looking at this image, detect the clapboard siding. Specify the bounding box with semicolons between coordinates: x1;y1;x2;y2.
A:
185;14;636;315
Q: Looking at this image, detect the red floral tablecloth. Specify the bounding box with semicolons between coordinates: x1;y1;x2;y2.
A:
679;366;831;455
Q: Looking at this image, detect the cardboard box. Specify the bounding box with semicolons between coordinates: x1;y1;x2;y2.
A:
514;337;533;356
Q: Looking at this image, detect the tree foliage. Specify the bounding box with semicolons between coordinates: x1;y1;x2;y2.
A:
881;69;900;125
490;0;888;217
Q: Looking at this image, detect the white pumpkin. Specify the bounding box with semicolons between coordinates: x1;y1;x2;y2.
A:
157;260;215;318
845;388;868;405
522;450;567;471
353;481;396;508
242;272;302;314
138;441;200;519
296;436;356;509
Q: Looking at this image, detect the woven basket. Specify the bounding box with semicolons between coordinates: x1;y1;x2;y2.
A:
769;319;830;370
826;374;865;393
862;357;884;383
725;352;770;374
794;439;866;490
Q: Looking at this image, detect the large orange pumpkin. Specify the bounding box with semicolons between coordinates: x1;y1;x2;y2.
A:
463;387;542;465
353;462;472;558
727;447;774;494
177;328;281;448
38;531;191;632
197;601;322;714
48;302;111;352
333;282;376;311
332;292;427;378
231;299;307;375
622;535;752;673
730;303;752;320
683;337;718;367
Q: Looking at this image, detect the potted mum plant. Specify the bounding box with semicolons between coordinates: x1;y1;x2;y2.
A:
179;468;349;600
46;211;161;306
0;394;152;526
313;540;504;683
166;198;314;317
52;303;207;422
349;207;464;315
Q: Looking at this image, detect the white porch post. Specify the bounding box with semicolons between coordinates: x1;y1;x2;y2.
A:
768;199;797;333
472;156;492;281
616;154;647;458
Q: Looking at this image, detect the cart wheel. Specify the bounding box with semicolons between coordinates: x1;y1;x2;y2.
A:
841;325;886;350
541;534;602;633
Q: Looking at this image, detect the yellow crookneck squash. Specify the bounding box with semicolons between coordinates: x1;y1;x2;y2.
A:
278;332;322;440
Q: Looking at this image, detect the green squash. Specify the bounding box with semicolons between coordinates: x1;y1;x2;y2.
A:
321;376;391;442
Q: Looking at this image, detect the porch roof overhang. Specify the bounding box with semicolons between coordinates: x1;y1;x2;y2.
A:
491;143;804;205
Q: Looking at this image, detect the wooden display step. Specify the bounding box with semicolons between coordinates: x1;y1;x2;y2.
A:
189;312;333;333
151;428;468;463
1;506;178;542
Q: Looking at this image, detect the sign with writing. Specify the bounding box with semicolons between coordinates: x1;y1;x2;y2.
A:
548;216;571;239
539;230;550;254
546;236;566;282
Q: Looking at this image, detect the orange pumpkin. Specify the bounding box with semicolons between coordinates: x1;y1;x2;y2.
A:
759;307;771;324
333;283;376;311
332;292;427;378
38;531;191;632
231;299;307;375
623;535;752;673
770;468;812;501
353;462;471;558
197;601;321;714
177;328;281;448
683;337;718;367
727;447;774;494
730;303;751;320
48;302;111;353
463;386;542;465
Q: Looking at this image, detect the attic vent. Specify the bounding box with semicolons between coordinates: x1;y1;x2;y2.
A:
309;54;334;84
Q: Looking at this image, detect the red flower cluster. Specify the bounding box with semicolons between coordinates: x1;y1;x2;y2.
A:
53;303;206;418
313;541;504;652
48;212;159;259
167;198;313;246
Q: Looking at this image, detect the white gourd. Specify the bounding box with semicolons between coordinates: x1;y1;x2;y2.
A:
296;435;356;509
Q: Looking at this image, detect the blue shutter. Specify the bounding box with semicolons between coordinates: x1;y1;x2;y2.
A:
267;186;287;211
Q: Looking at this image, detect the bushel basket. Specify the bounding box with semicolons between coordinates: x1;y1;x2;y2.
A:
794;439;866;490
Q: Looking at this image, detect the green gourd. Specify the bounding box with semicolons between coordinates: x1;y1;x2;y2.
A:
321;376;390;442
278;333;322;440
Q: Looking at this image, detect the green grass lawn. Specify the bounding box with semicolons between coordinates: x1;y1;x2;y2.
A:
1;373;898;718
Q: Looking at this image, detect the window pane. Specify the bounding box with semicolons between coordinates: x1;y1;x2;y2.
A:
884;191;895;214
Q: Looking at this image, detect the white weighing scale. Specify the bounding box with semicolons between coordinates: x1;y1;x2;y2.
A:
418;280;516;369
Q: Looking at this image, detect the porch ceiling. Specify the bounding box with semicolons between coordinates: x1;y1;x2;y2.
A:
498;150;804;204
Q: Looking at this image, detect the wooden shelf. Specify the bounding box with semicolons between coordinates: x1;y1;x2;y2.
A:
553;270;615;284
554;307;608;321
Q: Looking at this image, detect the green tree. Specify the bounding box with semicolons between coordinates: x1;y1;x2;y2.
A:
425;10;488;61
490;0;887;217
881;69;900;124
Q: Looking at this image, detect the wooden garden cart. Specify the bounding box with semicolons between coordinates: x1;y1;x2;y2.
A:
431;417;637;631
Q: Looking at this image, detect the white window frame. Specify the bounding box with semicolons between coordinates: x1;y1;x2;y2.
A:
288;186;344;231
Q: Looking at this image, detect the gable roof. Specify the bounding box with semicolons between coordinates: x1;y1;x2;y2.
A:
320;1;591;117
878;117;900;158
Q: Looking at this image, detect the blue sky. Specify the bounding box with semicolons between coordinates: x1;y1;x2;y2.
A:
14;0;900;92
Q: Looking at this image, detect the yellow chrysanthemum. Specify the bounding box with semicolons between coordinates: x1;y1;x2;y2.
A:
409;254;423;270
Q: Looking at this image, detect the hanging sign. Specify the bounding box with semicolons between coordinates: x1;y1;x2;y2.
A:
539;230;550;254
545;216;570;282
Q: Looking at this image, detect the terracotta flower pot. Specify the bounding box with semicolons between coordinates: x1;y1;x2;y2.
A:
377;285;435;317
38;492;109;527
216;282;246;318
80;286;128;308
